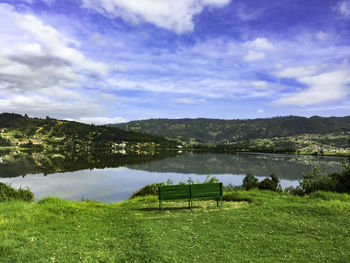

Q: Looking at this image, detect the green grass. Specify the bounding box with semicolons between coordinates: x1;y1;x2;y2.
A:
1;190;350;262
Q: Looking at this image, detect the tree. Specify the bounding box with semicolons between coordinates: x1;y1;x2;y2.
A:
243;173;259;190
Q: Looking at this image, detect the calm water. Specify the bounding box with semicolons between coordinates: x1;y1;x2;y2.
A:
0;152;347;202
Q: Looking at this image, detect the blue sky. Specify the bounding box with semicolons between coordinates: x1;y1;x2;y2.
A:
0;0;349;124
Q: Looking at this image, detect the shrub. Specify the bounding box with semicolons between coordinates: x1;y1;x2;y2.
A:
300;167;336;194
258;178;275;190
130;183;165;199
203;175;219;184
330;161;350;193
287;162;350;196
258;173;281;192
284;186;304;196
242;173;259;190
0;183;34;202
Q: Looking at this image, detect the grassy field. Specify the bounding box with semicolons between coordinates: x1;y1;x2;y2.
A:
1;190;350;262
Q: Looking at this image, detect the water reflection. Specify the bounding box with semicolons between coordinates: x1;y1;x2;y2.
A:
0;151;347;202
127;152;346;180
0;149;177;178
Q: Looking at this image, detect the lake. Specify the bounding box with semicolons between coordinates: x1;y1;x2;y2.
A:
0;151;347;202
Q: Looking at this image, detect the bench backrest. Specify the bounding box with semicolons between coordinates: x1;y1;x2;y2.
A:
159;183;223;201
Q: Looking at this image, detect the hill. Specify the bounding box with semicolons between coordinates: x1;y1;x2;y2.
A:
0;113;179;151
113;116;350;143
113;116;350;155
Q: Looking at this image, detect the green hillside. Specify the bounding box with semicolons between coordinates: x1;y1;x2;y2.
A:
0;113;179;151
113;116;350;155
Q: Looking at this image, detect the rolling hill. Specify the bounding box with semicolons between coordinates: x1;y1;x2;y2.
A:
113;116;350;144
0;113;179;151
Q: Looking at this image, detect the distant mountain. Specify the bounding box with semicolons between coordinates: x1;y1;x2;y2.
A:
0;113;178;150
112;116;350;144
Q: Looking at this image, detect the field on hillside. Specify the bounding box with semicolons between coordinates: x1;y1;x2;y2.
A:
1;190;350;262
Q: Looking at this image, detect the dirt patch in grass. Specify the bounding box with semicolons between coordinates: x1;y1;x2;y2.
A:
134;200;249;212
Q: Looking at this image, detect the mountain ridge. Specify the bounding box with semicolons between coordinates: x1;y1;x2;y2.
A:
112;115;350;144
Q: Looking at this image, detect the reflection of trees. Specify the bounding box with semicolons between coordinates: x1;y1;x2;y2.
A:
127;153;346;180
1;151;345;181
0;150;178;178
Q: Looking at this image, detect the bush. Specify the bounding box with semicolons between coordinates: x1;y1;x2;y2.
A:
242;173;259;190
287;162;350;196
330;161;350;193
284;186;304;196
300;167;336;194
202;175;219;184
130;183;165;199
258;173;281;192
0;183;34;202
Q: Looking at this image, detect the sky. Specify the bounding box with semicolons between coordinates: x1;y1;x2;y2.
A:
0;0;349;124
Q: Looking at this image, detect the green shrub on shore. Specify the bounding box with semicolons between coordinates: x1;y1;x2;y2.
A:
286;161;350;196
242;173;259;190
0;182;34;202
130;182;165;199
242;173;282;192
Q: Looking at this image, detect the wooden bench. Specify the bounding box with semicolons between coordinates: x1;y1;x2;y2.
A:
158;183;223;210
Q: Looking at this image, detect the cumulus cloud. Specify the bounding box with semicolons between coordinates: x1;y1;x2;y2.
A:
0;93;104;119
0;3;111;119
244;50;266;61
275;67;350;106
81;0;231;33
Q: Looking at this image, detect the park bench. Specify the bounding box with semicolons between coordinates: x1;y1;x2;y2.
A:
158;183;223;210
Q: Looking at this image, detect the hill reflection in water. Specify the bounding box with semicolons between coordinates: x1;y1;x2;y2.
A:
127;152;346;181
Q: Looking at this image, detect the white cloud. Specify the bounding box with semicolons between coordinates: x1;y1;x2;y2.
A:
275;67;350;106
77;117;127;125
257;109;264;113
0;4;113;120
337;1;350;17
0;93;104;119
0;4;108;92
244;38;274;50
244;50;266;61
277;66;321;78
81;0;231;34
175;98;206;104
252;81;268;88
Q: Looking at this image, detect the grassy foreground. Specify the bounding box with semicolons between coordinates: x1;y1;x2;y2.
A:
1;190;350;262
